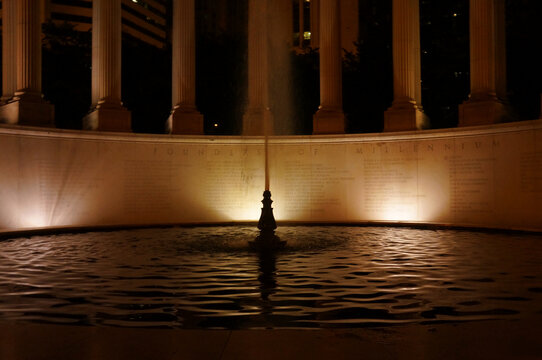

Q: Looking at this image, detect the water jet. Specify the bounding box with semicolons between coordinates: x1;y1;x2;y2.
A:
249;135;286;251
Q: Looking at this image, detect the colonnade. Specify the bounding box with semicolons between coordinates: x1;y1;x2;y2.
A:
0;0;539;134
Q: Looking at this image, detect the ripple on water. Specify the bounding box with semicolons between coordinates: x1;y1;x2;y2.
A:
0;226;541;329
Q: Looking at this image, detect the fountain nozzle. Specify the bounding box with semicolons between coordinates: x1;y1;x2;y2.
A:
249;190;286;251
258;190;276;232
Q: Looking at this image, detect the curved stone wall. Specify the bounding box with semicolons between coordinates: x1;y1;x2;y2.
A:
0;121;541;232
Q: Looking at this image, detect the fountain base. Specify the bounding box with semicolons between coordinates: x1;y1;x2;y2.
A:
249;232;286;251
249;190;286;251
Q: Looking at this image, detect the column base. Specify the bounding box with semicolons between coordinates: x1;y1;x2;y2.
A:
0;98;54;127
384;102;429;132
459;98;505;127
166;107;204;135
312;108;345;134
83;106;131;132
243;107;273;136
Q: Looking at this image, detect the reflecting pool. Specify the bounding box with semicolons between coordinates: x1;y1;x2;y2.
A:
0;226;541;329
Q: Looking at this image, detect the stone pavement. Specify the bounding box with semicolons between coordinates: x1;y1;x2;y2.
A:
0;318;540;359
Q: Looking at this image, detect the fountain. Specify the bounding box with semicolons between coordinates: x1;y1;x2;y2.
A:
249;135;286;251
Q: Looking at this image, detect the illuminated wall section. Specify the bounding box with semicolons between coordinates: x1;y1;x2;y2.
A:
0;120;541;232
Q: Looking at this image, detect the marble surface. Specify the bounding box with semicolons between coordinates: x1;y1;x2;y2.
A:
0;121;541;231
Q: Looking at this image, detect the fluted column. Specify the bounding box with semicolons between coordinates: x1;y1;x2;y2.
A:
243;0;273;136
268;0;294;134
384;0;428;132
15;0;42;99
459;0;506;126
1;0;16;103
313;0;344;134
167;0;203;135
83;0;131;132
0;0;54;126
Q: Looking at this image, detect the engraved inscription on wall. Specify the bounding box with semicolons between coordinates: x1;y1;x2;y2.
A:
448;155;494;214
123;160;173;213
281;148;353;218
520;152;542;194
203;147;262;214
282;159;312;214
362;157;417;215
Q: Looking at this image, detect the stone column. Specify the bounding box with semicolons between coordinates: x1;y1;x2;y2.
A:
1;0;16;103
83;0;131;132
267;0;294;134
310;0;320;48
167;0;203;135
313;0;344;134
0;0;54;126
459;0;506;126
40;0;51;24
243;0;273;135
384;0;428;132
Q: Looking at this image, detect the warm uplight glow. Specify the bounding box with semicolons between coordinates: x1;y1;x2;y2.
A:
303;31;311;40
214;123;218;127
1;124;540;232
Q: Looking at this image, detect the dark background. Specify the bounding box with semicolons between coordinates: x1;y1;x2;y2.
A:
13;0;542;134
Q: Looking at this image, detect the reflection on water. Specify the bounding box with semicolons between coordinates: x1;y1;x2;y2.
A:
0;226;541;329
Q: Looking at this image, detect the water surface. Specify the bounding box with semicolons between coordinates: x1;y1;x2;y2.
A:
0;226;541;329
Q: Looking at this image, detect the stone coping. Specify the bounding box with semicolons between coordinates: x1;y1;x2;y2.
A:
2;119;541;232
1;221;540;241
1;119;541;144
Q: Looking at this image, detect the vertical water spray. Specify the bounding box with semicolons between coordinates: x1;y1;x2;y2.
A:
265;135;270;191
249;127;285;250
246;0;288;250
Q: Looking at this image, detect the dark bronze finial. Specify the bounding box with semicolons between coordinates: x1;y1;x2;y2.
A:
250;190;286;251
258;190;277;232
